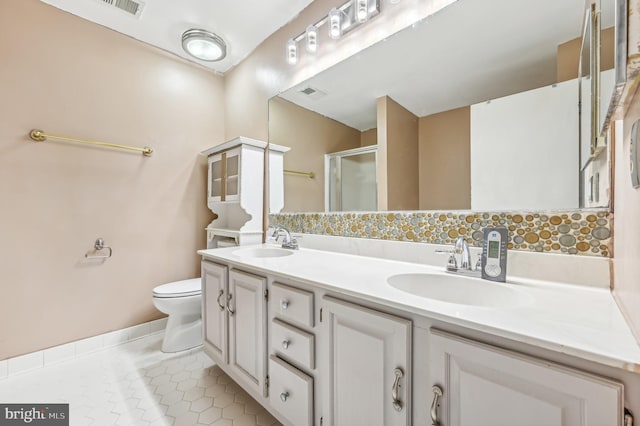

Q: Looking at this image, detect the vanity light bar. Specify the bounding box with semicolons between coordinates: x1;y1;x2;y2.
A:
286;39;297;65
306;25;318;53
286;0;381;65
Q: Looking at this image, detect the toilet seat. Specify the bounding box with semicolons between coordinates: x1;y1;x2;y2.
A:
153;278;201;298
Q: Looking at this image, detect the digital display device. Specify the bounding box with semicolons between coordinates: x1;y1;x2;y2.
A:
481;228;508;282
488;240;500;258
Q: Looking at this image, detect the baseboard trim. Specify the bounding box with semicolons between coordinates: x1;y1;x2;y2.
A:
0;317;169;380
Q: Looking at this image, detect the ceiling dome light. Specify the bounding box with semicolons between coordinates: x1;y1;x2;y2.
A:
182;29;227;62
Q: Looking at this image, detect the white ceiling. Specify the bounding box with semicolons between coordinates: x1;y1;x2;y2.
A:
280;0;612;131
39;0;315;73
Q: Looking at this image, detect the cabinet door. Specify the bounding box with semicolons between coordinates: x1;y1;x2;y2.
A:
208;154;223;202
201;261;228;364
429;330;624;426
321;296;412;426
228;270;267;396
225;149;240;201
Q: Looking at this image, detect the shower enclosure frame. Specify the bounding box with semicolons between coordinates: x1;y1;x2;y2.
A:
324;145;378;212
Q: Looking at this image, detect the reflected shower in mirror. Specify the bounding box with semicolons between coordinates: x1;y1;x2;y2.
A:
270;0;617;213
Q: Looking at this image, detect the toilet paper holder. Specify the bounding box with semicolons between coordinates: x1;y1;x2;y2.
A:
85;238;113;260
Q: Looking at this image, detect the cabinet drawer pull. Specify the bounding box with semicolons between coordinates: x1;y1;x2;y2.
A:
226;293;235;316
281;299;290;310
391;367;404;412
282;339;290;349
216;289;225;310
431;385;443;426
280;391;290;402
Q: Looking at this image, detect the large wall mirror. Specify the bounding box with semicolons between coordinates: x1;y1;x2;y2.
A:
269;0;621;214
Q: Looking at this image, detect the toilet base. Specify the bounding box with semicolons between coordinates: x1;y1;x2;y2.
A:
161;313;202;353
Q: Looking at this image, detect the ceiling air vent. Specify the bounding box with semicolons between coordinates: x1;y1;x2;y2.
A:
95;0;145;18
298;86;327;100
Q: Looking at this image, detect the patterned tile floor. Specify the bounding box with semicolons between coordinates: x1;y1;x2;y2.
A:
0;334;281;426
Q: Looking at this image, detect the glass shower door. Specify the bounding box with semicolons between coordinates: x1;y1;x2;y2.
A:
326;146;377;212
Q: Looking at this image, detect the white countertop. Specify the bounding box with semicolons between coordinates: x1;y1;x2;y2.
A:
198;244;640;373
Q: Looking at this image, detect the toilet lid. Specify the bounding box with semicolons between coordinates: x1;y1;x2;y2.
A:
153;278;202;298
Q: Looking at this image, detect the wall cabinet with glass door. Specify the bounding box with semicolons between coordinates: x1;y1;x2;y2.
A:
208;147;240;204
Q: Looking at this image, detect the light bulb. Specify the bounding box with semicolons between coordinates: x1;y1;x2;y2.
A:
306;25;318;53
329;8;342;39
286;39;297;65
355;0;368;23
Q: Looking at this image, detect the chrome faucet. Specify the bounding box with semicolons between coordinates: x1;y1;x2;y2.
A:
436;236;481;277
455;237;472;270
271;227;298;250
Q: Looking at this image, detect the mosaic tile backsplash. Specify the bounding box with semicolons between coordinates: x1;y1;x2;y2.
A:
270;210;612;257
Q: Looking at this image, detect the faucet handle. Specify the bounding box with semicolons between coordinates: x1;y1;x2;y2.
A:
282;238;298;250
474;254;482;271
435;249;458;271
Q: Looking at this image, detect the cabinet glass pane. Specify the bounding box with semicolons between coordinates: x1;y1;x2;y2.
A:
211;160;222;179
226;154;239;197
211;177;222;197
210;159;223;198
226;176;238;197
227;155;239;177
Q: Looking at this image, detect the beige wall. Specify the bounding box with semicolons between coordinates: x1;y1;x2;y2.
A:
269;97;360;212
377;97;419;210
418;107;471;210
0;0;223;359
557;26;615;82
361;128;377;147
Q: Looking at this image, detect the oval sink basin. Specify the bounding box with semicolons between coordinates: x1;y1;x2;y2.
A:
387;273;532;308
232;247;294;258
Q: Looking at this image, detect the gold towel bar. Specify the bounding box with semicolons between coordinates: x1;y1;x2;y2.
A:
284;169;315;179
29;129;153;157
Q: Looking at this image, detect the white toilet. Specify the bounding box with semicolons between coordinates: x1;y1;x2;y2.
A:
152;278;202;353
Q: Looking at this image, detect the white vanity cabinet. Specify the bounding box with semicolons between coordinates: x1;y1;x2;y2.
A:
428;330;624;426
320;296;412;426
200;253;634;426
268;282;316;426
228;269;268;396
202;261;228;362
201;261;268;397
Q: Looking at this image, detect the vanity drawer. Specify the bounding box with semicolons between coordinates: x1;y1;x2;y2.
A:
271;318;315;370
271;282;314;327
268;355;313;426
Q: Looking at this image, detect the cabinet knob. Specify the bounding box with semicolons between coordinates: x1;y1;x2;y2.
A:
280;391;290;402
282;340;290;349
281;299;290;310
